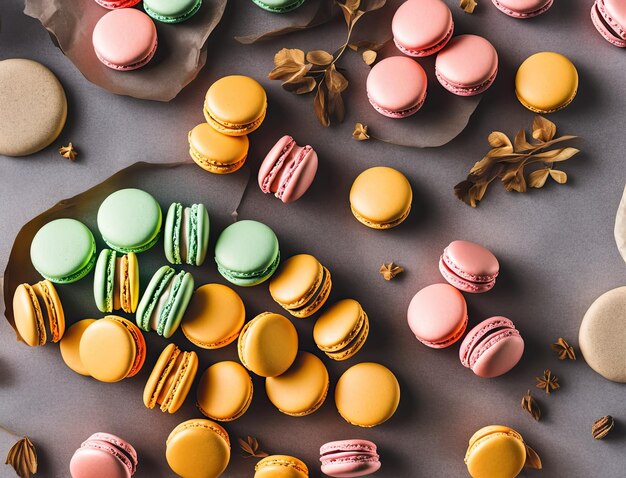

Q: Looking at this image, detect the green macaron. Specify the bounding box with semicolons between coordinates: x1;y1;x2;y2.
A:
143;0;202;23
164;202;210;267
30;218;96;284
97;188;162;254
251;0;306;13
93;249;140;314
135;265;194;338
214;220;280;287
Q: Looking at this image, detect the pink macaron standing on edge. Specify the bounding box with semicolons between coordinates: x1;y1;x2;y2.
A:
435;35;498;97
70;432;138;478
94;0;141;9
258;135;318;203
320;440;381;478
439;240;500;293
591;0;626;48
491;0;553;18
366;56;427;118
459;316;524;378
92;9;158;71
392;0;453;57
407;283;468;348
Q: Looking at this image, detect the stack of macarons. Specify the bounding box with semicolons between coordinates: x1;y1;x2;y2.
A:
407;240;524;378
189;75;267;174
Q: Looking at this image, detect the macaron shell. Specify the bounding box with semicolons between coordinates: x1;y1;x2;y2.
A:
13;284;45;346
92;9;157;68
143;0;201;22
0;59;67;157
265;351;329;416
591;3;626;46
188;123;249;171
515;52;578;113
255;455;309;478
465;428;526;478
601;0;626;38
238;312;298;377
492;0;553;15
435;35;498;89
192;204;210;265
321;457;381;478
313;299;364;351
470;329;524;378
61;319;97;376
269;254;322;308
279;147;317;203
144;343;179;409
443;240;499;281
204;75;267;132
320;439;377;456
182;283;245;349
459;316;515;367
579;287;626;382
160;271;195;339
87;433;138;472
439;258;495;293
325;314;369;361
335;362;400;427
69;444;132;478
258;135;295;191
407;283;468;346
166;419;230;478
350;166;412;228
166;350;199;413
366;57;427;114
392;0;453;55
94;249;115;312
196;361;253;421
135;265;173;331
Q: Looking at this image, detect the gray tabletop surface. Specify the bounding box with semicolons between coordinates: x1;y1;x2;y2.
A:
2;0;626;477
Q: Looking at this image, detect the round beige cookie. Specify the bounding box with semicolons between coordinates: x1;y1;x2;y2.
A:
0;59;67;157
579;286;626;383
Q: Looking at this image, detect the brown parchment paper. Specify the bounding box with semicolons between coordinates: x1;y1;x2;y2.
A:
24;0;227;101
2;160;250;336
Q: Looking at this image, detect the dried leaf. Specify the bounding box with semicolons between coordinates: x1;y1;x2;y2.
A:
513;129;535;152
521;390;541;421
360;0;387;12
274;48;305;67
282;75;317;94
532;115;556;142
58;143;78;161
459;0;477;13
314;83;329;127
238;436;269;459
362;49;376;65
524;444;542;469
488;131;512;148
325;65;348;94
6;437;37;478
549;169;567;184
353;122;369;140
338;0;360;26
532;147;579;163
306;50;333;66
328;91;345;122
348;39;388;51
268;49;308;82
528;169;550;188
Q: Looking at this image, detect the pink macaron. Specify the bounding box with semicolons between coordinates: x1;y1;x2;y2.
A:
258;135;318;203
439;240;499;293
392;0;453;57
70;432;138;478
366;56;427;118
435;35;498;97
407;283;468;348
459;316;524;378
320;440;381;478
491;0;553;18
94;0;141;9
92;9;158;71
591;0;626;47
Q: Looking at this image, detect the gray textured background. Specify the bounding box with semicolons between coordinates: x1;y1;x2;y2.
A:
2;0;626;477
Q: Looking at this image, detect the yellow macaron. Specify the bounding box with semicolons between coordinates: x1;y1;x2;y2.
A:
515;52;578;113
203;75;267;136
182;283;246;349
188;123;249;174
143;343;198;414
238;312;299;377
196;361;253;421
255;455;309;478
465;425;527;478
269;254;332;318
166;418;230;478
349;166;413;229
313;299;369;361
60;318;96;375
335;362;400;427
12;280;65;346
265;351;329;416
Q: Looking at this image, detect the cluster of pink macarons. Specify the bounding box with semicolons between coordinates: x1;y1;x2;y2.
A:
407;240;525;378
366;0;499;119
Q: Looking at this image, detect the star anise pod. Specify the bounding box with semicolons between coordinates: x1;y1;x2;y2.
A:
459;0;477;13
58;142;78;161
592;416;614;440
551;337;576;360
238;436;268;459
521;390;541;421
380;262;404;281
353;123;370;140
535;369;559;394
5;436;37;478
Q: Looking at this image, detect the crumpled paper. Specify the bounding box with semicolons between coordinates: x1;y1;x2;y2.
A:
614;183;626;264
2;161;250;337
24;0;227;101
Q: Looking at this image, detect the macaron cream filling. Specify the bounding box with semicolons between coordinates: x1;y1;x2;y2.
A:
140;267;175;331
159;351;192;412
37;281;62;342
24;284;46;345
